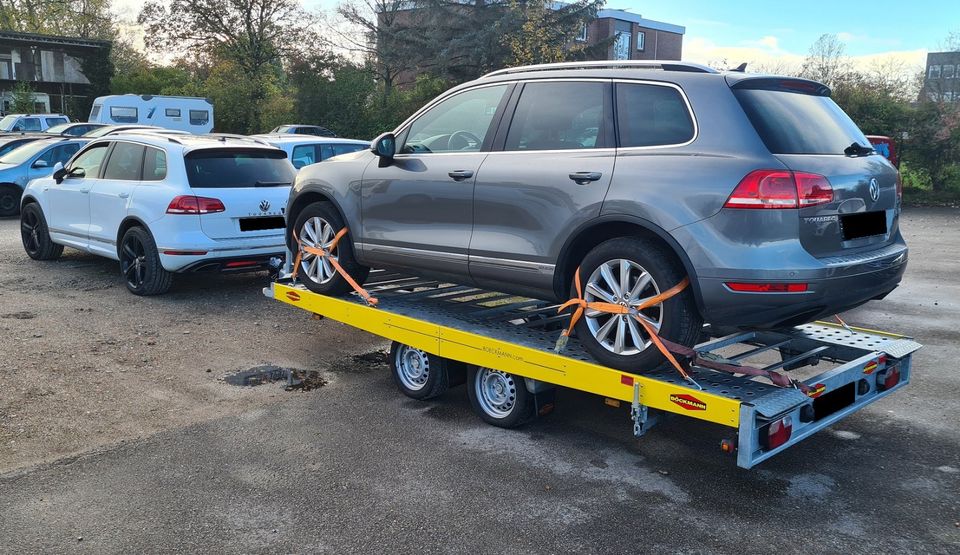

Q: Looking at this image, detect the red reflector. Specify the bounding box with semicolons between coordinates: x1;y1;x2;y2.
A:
166;195;226;215
725;282;808;293
724;170;832;209
225;261;259;268
285;291;301;302
876;365;901;391
765;416;793;450
162;250;207;256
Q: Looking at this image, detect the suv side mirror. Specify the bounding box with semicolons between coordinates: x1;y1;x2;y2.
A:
32;159;49;169
52;163;67;183
371;133;396;165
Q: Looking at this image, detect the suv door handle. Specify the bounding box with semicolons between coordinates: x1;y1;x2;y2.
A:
118;192;130;199
448;170;474;181
569;172;602;185
79;188;91;194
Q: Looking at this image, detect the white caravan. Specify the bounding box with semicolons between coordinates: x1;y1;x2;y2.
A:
88;95;214;134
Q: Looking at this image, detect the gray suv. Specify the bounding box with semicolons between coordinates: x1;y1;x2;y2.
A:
285;61;907;370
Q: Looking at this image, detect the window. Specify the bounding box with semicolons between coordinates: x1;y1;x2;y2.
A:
734;88;869;155
184;149;295;188
613;31;631;60
291;144;317;168
44;117;68;127
35;143;81;167
401;84;509;154
320;143;367;160
142;147;167;181
944;64;956;79
637;31;646;51
504;82;607;151
929;65;942;80
21;118;42;132
110;106;138;123
189;110;210;126
165;108;181;118
68;143;110;177
616;84;695;147
103;142;146;181
576;23;588;42
90;105;101;120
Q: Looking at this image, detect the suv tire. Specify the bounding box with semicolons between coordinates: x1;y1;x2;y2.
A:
120;227;173;296
572;237;702;372
0;184;21;217
20;203;63;260
292;202;370;296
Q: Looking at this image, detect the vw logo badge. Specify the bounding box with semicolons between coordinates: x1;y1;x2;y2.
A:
868;178;880;202
259;200;271;212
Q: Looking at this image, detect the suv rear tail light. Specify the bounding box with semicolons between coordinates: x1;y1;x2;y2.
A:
724;170;833;209
763;416;793;450
895;172;903;204
166;195;225;215
876;364;901;391
725;282;808;293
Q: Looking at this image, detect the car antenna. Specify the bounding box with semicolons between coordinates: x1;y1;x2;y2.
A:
730;62;748;72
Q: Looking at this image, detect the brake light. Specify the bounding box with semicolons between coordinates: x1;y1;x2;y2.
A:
724;170;833;209
876;364;901;391
166;195;225;215
763;416;793;450
895;172;903;203
725;282;808;293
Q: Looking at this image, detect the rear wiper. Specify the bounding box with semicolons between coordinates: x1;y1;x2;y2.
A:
843;142;874;157
254;181;291;187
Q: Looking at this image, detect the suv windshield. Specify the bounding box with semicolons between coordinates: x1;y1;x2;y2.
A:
0;139;55;165
0;115;19;131
734;89;870;155
184;149;295;188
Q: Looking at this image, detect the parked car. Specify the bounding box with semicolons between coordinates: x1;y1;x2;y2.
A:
88;95;214;134
0;137;86;217
44;122;108;137
866;135;899;167
269;125;337;137
0;134;48;157
20;134;294;295
284;61;907;371
251;134;370;170
0;113;70;133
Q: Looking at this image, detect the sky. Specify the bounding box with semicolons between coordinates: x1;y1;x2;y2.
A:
112;0;958;72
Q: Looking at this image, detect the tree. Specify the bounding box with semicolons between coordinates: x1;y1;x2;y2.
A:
138;0;318;133
11;80;36;113
800;33;847;88
504;0;605;66
0;0;116;39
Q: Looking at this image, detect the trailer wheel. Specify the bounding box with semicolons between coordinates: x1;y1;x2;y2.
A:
390;342;455;400
467;366;534;428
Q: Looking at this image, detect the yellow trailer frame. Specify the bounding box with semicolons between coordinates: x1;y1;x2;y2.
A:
266;273;920;468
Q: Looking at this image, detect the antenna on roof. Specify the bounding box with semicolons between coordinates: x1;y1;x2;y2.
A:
730;62;748;72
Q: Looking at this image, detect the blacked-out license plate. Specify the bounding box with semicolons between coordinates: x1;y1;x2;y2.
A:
841;211;886;241
240;217;285;232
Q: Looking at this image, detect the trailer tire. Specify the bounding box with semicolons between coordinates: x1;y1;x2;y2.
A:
292;202;369;296
390;342;458;400
467;366;534;428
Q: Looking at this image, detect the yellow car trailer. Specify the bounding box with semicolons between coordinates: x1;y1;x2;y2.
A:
265;270;920;469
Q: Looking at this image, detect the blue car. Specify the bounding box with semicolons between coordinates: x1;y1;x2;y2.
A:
0;137;86;216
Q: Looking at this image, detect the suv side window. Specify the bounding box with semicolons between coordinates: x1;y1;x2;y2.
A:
616;83;695;147
292;144;317;167
142;146;167;181
69;143;110;177
22;118;42;131
401;84;509;154
504;82;608;151
103;142;146;180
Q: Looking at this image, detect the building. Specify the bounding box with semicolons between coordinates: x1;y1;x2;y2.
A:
0;31;111;116
577;9;684;61
922;51;960;102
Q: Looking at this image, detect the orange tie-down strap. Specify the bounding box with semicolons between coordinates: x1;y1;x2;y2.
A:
292;228;378;307
556;268;810;394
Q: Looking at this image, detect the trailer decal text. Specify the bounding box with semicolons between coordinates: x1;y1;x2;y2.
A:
670;394;706;411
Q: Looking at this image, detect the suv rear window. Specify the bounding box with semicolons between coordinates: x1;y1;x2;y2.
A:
734;88;869;155
185;149;294;188
616;83;695;147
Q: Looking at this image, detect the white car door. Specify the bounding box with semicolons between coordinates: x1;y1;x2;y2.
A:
45;142;110;249
88;141;144;258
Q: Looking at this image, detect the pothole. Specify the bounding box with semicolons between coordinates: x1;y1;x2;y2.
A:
224;365;327;391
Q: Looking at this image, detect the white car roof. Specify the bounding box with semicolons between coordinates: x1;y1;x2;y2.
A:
86;133;284;155
250;134;369;146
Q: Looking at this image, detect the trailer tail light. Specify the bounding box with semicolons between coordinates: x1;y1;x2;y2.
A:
725;282;808;293
724;170;833;209
166;195;225;215
763;416;793;450
876;364;901;391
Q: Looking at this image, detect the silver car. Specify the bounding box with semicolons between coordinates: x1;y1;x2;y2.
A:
0;137;86;217
284;61;907;371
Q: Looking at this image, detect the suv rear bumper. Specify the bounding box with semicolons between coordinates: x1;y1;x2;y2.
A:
696;244;908;328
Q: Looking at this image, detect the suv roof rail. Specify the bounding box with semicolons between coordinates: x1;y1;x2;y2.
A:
482;60;718;78
206;133;270;146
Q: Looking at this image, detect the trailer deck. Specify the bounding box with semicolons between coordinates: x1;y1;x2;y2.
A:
266;270;921;468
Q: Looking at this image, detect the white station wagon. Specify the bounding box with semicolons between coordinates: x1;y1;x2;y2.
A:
19;134;294;295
